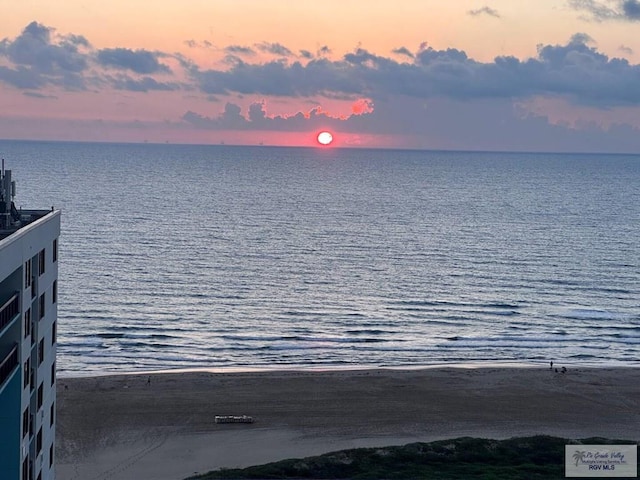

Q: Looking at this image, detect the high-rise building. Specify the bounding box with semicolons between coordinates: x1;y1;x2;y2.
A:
0;162;61;480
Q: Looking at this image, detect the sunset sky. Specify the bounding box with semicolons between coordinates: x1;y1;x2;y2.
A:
2;0;640;151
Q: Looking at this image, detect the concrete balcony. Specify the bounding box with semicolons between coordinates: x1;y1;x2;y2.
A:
0;343;19;394
0;292;19;334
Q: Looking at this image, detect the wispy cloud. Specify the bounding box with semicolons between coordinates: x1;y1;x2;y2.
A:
392;47;414;59
184;39;213;49
254;41;293;57
107;74;181;92
299;49;314;59
22;91;57;99
224;45;256;56
468;6;501;18
569;32;596;44
569;0;640;21
96;48;172;74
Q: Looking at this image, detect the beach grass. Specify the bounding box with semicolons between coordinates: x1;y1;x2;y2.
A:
186;436;638;480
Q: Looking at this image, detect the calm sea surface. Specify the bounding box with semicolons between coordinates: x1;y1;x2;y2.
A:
2;140;639;374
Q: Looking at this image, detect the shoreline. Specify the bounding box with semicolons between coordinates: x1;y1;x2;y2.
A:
57;359;640;379
56;366;640;480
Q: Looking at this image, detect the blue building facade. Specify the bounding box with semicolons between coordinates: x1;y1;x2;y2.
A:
1;166;60;480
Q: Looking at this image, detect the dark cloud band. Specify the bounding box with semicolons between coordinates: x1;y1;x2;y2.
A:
1;21;640;109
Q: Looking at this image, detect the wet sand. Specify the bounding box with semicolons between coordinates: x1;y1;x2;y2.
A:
55;367;640;480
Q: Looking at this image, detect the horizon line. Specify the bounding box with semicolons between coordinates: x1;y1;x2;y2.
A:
2;137;640;157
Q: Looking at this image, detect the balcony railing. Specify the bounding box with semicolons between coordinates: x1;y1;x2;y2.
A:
0;292;19;332
0;344;19;389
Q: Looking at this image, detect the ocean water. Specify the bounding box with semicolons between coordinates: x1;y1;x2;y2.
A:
2;140;639;374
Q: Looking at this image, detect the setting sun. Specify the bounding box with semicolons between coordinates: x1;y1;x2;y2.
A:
317;131;333;146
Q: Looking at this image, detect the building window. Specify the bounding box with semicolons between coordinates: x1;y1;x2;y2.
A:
50;402;55;427
38;339;44;366
24;308;31;339
30;368;35;392
37;383;43;410
52;280;57;304
38;249;45;276
49;443;54;468
37;472;42;480
52;321;56;345
25;259;32;289
36;427;42;455
22;458;28;480
22;407;29;438
23;359;30;389
39;293;45;319
53;238;58;263
50;362;55;386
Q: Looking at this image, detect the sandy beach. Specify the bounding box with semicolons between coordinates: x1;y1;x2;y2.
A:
55;366;640;480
